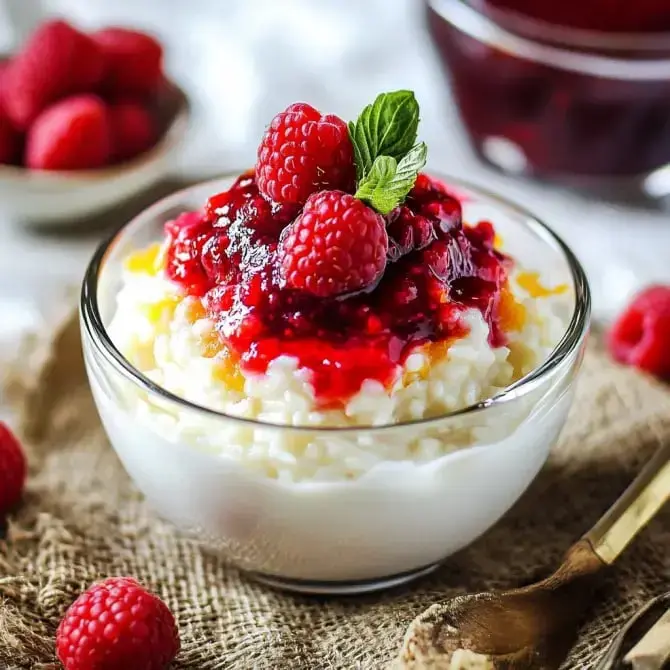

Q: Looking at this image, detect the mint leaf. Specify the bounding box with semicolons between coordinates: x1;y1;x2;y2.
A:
355;142;427;215
349;91;420;180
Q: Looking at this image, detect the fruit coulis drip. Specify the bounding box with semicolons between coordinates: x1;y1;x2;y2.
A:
162;92;515;408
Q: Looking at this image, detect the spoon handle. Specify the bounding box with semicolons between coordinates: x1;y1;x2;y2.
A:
584;440;670;565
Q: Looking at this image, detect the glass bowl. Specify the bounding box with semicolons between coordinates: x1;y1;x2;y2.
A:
80;174;590;595
425;0;670;197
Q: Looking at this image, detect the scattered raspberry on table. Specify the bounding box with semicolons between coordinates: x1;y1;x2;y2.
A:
0;421;26;515
607;285;670;380
56;577;180;670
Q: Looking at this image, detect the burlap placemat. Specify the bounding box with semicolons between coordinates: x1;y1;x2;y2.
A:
1;313;669;670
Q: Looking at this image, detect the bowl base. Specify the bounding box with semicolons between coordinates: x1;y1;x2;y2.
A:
247;562;441;595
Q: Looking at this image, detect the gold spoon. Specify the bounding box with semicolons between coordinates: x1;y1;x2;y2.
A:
395;441;670;670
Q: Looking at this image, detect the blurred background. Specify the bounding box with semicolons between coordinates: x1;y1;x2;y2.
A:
1;0;669;345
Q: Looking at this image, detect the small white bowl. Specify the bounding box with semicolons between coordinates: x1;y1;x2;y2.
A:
0;82;190;227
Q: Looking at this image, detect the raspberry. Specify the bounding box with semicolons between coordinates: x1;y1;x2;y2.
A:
93;28;163;96
279;190;388;297
607;286;670;379
25;95;111;170
256;103;355;205
3;20;104;129
56;577;179;670
0;422;26;515
0;108;20;165
109;101;157;162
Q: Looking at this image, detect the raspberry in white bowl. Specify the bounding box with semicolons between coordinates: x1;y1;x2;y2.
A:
81;91;590;593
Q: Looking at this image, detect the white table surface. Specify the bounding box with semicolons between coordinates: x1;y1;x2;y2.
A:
0;0;669;353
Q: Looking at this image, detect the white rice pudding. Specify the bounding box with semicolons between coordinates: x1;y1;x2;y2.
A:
108;237;568;484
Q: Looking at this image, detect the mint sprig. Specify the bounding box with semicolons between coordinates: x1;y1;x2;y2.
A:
348;91;420;181
354;142;427;215
348;90;426;215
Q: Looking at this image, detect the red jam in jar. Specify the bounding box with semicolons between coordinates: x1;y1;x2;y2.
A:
425;0;670;186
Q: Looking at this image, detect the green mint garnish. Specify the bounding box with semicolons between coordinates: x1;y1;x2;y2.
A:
354;142;427;215
348;90;420;182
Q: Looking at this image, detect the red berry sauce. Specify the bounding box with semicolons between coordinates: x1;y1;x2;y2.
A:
164;172;513;408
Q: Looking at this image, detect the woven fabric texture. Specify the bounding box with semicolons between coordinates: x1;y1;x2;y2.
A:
0;314;669;669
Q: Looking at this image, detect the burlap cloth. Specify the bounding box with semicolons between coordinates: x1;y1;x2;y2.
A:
0;313;669;670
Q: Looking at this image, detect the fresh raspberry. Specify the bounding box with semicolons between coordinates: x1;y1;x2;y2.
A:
607;286;670;379
109;101;157;162
25;95;111;170
0;422;26;515
93;28;164;96
56;576;179;670
0;108;20;165
2;20;104;129
256;103;355;205
279;190;388;297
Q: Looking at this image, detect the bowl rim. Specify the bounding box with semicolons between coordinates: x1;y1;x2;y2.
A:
428;0;670;80
80;171;591;433
0;80;191;182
